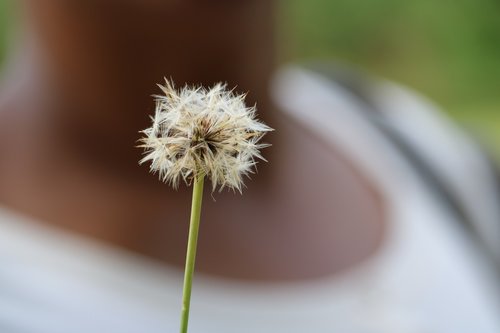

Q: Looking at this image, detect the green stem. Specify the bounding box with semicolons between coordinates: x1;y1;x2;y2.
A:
179;176;205;333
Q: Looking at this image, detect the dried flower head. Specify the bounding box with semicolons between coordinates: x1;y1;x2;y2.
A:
139;80;272;192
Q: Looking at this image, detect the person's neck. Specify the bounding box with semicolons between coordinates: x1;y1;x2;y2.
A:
21;1;277;172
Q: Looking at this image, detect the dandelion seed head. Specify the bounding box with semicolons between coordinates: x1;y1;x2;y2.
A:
139;80;272;192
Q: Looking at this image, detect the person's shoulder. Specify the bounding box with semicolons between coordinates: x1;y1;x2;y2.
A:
310;62;500;265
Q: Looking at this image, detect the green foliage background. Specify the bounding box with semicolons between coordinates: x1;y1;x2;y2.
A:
0;0;498;157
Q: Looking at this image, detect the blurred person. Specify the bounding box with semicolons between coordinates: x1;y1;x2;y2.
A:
0;1;499;332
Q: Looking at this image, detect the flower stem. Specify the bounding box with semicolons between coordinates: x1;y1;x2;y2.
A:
180;175;205;333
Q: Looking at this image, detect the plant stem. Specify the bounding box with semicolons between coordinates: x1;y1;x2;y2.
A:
179;176;205;333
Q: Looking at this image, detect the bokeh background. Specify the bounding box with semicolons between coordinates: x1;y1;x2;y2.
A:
0;0;498;159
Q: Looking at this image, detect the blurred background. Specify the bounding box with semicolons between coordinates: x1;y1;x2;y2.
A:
0;0;498;159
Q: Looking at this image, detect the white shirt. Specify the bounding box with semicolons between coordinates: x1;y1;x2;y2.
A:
1;67;499;333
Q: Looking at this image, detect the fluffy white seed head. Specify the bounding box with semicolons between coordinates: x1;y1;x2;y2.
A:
139;80;272;192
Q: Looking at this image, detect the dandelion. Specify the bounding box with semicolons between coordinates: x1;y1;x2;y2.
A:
138;79;272;333
139;79;272;192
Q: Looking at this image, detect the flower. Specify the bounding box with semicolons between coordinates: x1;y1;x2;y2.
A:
139;80;272;192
